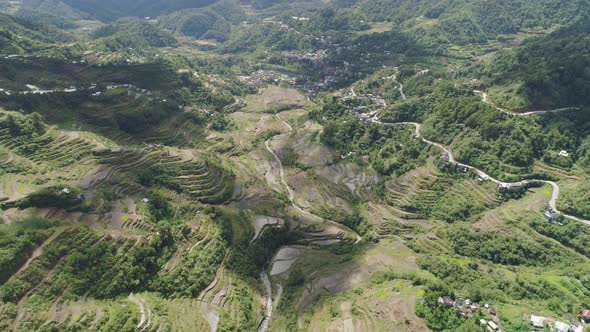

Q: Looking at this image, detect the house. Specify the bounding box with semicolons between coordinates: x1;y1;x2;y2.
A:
480;319;487;326
438;296;454;307
544;211;556;222
530;315;545;328
498;183;525;193
559;150;569;157
487;320;499;331
545;203;555;213
554;321;571;332
61;188;71;195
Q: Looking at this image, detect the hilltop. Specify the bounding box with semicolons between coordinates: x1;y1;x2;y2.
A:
0;1;589;332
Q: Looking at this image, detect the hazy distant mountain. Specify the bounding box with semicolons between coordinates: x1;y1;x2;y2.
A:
22;0;219;21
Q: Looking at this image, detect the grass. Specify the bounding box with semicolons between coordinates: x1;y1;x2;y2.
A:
270;238;423;330
355;22;395;37
243;86;307;113
301;277;427;332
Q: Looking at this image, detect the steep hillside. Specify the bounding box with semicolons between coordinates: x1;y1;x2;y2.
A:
157;0;245;42
474;19;590;110
92;19;179;51
0;13;73;54
356;0;589;45
1;1;590;331
62;0;218;21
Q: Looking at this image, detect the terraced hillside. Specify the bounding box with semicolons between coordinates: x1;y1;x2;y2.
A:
0;112;234;226
0;210;243;331
1;1;590;330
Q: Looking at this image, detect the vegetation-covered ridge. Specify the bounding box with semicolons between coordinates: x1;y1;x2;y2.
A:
1;0;590;331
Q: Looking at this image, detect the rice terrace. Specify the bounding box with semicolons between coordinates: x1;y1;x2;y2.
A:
0;0;589;331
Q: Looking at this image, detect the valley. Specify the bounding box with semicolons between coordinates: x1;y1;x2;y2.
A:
0;0;589;331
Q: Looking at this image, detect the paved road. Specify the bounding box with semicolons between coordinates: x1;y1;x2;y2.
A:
475;90;581;116
372;118;590;225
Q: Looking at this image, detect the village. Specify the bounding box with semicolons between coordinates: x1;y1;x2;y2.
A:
0;79;168;105
438;295;590;332
528;311;590;332
437;295;502;331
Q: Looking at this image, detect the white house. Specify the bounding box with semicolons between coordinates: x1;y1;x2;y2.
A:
554;321;570;332
487;321;499;331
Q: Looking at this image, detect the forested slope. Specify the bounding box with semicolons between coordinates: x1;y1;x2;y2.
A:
474;19;590;110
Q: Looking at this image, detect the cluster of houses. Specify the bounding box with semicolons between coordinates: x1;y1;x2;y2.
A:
263;19;332;46
438;296;590;332
2;53;25;60
0;84;80;96
237;70;295;88
281;50;329;65
1;81;154;99
438;296;501;331
529;312;589;332
103;83;158;101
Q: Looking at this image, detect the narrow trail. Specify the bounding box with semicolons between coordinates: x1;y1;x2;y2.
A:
390;72;406;100
9;228;64;281
265;114;361;244
475;90;581;116
189;224;211;253
258;112;363;331
13;255;68;332
257;270;273;332
128;293;146;330
371;118;590;225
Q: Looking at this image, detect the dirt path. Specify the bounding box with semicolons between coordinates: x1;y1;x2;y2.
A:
265;114;361;243
371;118;590;225
10;228;64;281
128;293;146;330
257;270;273;332
475;90;580;116
197;254;230;332
13;255;67;331
189;224;211;253
258;112;363;329
391;71;406;100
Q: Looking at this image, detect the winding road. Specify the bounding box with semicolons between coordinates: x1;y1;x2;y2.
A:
369;119;590;225
349;76;588;224
475;90;581;116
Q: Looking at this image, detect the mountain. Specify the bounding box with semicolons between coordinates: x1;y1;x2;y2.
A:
157;0;246;41
356;0;589;45
1;1;590;332
475;18;590;110
92;19;179;51
0;13;73;54
14;0;222;22
62;0;218;21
